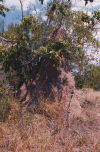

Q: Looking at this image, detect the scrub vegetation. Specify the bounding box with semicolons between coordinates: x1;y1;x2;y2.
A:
0;0;100;151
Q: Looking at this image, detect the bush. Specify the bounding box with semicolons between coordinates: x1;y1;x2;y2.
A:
74;75;85;89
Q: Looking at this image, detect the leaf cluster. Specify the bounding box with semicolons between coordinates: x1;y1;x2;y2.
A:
0;4;10;17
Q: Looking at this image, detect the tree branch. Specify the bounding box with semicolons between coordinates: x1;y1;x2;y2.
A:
21;55;38;67
20;45;40;54
1;43;17;51
40;0;57;46
19;0;24;22
0;36;17;42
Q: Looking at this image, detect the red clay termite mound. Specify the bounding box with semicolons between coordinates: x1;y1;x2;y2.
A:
16;57;81;124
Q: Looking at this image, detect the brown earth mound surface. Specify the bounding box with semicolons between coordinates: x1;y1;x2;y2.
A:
16;57;81;123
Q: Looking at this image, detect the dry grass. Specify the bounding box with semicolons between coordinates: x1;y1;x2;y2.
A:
0;88;100;152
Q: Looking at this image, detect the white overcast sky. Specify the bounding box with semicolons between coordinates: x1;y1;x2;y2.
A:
0;0;100;63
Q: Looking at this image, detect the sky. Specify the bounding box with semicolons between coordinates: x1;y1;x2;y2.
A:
1;0;100;30
0;0;100;63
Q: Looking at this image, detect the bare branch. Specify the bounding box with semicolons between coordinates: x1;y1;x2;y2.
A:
1;43;17;51
0;36;17;42
20;44;52;56
20;45;40;54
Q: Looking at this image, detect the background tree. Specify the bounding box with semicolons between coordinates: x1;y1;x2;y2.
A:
74;64;100;90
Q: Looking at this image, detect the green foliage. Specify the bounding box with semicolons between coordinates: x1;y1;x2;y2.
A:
81;11;100;28
47;41;70;65
75;75;85;89
2;45;34;90
1;15;43;90
81;12;90;23
74;65;100;91
85;65;100;90
74;11;93;43
93;11;100;20
0;4;10;17
0;0;100;92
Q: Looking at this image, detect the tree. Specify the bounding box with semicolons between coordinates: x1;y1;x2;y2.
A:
74;64;100;90
0;0;100;92
0;0;10;17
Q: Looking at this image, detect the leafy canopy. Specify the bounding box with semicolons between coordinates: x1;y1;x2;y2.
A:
0;0;100;91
